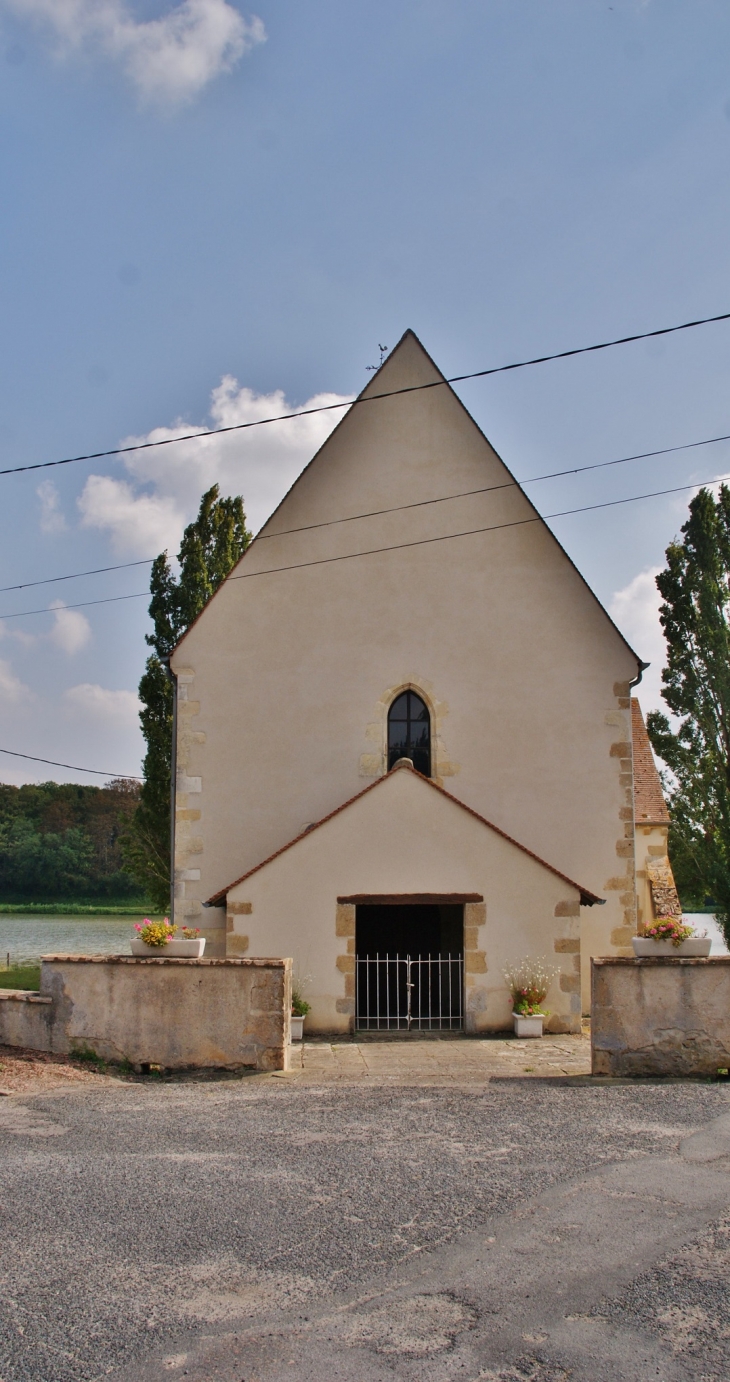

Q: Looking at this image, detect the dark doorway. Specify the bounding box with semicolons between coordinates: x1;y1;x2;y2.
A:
356;903;463;1031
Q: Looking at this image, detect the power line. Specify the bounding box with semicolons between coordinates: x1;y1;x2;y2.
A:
6;463;729;780
220;470;730;585
0;591;148;621
2;468;729;620
0;557;153;595
5;426;730;596
2;309;729;479
255;429;730;542
0;747;142;779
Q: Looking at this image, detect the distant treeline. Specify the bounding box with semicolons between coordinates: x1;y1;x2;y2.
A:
0;779;146;902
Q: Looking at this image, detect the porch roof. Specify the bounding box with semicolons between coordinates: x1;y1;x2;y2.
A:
206;760;603;907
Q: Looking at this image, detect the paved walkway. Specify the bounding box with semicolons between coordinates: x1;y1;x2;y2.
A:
287;1031;592;1082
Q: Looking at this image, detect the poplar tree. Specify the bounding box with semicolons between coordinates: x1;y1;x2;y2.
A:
646;485;730;939
123;485;251;909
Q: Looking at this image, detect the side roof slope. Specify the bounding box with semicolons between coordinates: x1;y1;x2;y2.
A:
632;698;670;825
207;759;603;906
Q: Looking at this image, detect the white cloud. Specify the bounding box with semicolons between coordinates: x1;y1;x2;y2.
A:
609;566;667;714
49;599;92;654
2;0;265;104
37;479;67;533
0;658;30;704
78;378;352;555
0;622;36;647
77;474;184;555
64;682;141;725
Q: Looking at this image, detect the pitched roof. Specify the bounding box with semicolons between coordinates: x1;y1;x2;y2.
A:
631;698;669;825
172;329;646;675
206;759;603;906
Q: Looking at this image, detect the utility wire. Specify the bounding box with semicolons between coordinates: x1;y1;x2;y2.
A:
7;462;730;779
221;470;730;584
256;429;730;542
0;747;142;779
0;591;148;620
0;557;153;595
2;468;730;620
5;427;730;595
1;309;730;479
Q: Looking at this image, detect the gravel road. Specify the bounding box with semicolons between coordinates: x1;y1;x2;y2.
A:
1;1071;728;1381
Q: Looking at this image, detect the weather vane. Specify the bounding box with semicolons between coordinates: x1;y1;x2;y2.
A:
366;344;389;372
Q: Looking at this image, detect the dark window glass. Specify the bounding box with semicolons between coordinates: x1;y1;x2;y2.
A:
387;690;431;776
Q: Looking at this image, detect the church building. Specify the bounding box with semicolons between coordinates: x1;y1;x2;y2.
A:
169;331;664;1035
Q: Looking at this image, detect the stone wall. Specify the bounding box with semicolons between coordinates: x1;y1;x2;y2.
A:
0;989;53;1050
0;956;291;1072
592;956;730;1077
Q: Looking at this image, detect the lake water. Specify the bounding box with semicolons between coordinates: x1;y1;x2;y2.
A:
683;913;729;954
0;915;143;965
0;911;727;967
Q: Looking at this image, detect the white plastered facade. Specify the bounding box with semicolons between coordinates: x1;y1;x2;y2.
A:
170;330;644;1026
224;763;587;1034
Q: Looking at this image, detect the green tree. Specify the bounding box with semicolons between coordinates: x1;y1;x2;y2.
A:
123;485;251;910
0;819;94;897
0;780;143;903
646;485;730;940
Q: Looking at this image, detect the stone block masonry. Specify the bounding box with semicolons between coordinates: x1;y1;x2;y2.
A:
0;956;291;1072
592;956;730;1077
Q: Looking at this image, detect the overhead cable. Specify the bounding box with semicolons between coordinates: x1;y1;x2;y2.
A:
4;426;730;595
0;557;153;595
1;308;730;479
0;747;142;779
2;468;729;620
256;430;730;542
0;591;148;620
221;471;730;584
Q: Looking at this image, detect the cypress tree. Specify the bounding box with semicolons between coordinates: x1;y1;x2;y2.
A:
123;485;251;910
647;485;730;940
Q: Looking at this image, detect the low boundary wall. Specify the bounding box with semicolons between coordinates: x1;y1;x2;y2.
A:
592;956;730;1077
0;955;291;1072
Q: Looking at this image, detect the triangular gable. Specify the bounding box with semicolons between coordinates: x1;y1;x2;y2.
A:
206;760;602;906
173;329;645;672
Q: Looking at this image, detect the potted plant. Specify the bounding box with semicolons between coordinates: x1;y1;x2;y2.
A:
130;919;206;958
291;986;311;1041
504;957;555;1038
632;917;711;957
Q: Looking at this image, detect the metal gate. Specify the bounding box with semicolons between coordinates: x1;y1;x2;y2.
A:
356;954;464;1031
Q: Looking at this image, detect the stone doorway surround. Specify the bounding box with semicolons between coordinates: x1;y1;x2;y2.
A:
335;892;487;1034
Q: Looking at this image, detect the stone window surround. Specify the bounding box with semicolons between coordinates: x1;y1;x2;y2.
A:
383;682;436;778
359;680;458;785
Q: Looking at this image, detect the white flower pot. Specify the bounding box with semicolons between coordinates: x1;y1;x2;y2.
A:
130;938;206;958
513;1012;544;1038
631;937;711;958
290;1015;305;1041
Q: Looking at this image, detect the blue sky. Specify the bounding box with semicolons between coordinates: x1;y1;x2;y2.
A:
1;0;730;783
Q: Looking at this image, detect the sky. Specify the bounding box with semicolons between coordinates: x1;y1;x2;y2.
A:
1;0;730;785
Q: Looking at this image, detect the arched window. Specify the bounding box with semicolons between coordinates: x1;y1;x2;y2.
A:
388;690;431;776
